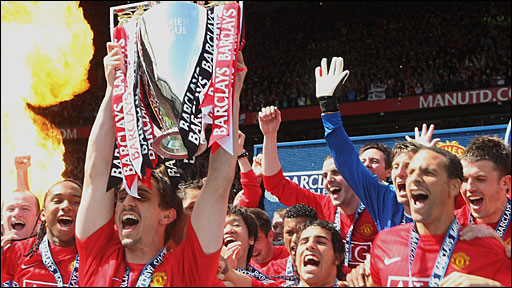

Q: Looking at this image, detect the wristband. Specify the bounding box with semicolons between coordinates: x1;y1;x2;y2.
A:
237;150;249;159
317;96;339;113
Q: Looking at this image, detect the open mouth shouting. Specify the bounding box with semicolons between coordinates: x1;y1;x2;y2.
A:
302;254;321;273
223;236;237;247
396;181;407;199
11;220;26;231
328;186;341;195
121;213;140;234
57;215;74;230
466;194;484;211
410;189;429;208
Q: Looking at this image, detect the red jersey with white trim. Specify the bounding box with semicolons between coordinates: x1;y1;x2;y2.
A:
455;205;511;247
370;223;511;287
1;237;77;287
76;217;219;286
250;245;289;270
263;169;378;268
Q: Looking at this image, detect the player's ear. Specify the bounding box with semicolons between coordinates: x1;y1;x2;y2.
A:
160;208;176;225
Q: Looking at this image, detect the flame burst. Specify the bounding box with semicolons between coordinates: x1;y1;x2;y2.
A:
1;1;94;205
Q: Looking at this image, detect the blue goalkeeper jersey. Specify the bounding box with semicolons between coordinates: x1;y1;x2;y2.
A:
322;112;412;231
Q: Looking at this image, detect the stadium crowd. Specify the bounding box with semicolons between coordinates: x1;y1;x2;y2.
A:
2;1;511;287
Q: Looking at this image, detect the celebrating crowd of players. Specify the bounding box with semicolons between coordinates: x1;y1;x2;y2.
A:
1;41;510;287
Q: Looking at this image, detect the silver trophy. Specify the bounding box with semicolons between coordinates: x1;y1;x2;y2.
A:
138;1;209;159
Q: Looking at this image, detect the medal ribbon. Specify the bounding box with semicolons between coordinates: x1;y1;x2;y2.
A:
342;202;365;266
120;247;166;287
39;235;79;287
408;218;460;287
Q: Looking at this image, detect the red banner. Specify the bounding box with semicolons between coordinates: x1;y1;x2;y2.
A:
241;86;511;125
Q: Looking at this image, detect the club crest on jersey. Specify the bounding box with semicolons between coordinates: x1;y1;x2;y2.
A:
505;237;511;247
450;252;470;270
70;260;76;272
360;223;374;236
150;272;167;287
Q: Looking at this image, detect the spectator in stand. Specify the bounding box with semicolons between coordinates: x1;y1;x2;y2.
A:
247;208;289;271
1;155;40;242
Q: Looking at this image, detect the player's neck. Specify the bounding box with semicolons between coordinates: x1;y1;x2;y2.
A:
403;203;411;216
47;230;75;248
416;214;455;236
237;250;249;270
125;243;165;264
337;196;360;216
300;273;337;287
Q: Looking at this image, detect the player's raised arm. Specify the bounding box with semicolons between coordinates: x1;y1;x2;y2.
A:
192;51;247;254
76;42;125;239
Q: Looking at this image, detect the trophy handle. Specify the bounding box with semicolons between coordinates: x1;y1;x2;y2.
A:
153;128;207;159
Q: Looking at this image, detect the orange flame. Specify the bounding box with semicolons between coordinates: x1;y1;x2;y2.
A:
1;1;94;205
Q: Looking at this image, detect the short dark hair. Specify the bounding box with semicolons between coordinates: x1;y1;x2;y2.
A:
296;220;345;281
43;179;83;205
227;205;259;267
151;165;184;245
419;146;464;182
360;143;392;169
461;136;511;178
248;208;271;236
391;141;424;162
284;204;318;221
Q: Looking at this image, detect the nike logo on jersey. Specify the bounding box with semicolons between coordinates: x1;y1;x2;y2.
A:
20;262;39;269
384;257;401;265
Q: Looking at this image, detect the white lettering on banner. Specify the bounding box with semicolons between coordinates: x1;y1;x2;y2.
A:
59;128;77;140
350;241;372;264
284;171;327;195
419;88;511;108
497;87;511;101
212;67;230;136
387;276;429;287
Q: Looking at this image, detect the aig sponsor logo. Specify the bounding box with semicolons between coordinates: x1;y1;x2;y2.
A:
348;241;372;265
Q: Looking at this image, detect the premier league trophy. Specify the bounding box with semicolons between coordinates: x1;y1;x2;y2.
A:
108;1;244;196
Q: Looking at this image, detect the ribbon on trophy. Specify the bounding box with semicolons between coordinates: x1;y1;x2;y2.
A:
107;2;244;197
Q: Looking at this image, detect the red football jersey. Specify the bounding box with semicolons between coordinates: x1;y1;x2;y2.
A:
76;217;219;287
264;169;379;268
370;223;511;287
455;205;511;247
250;245;289;270
1;237;78;287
